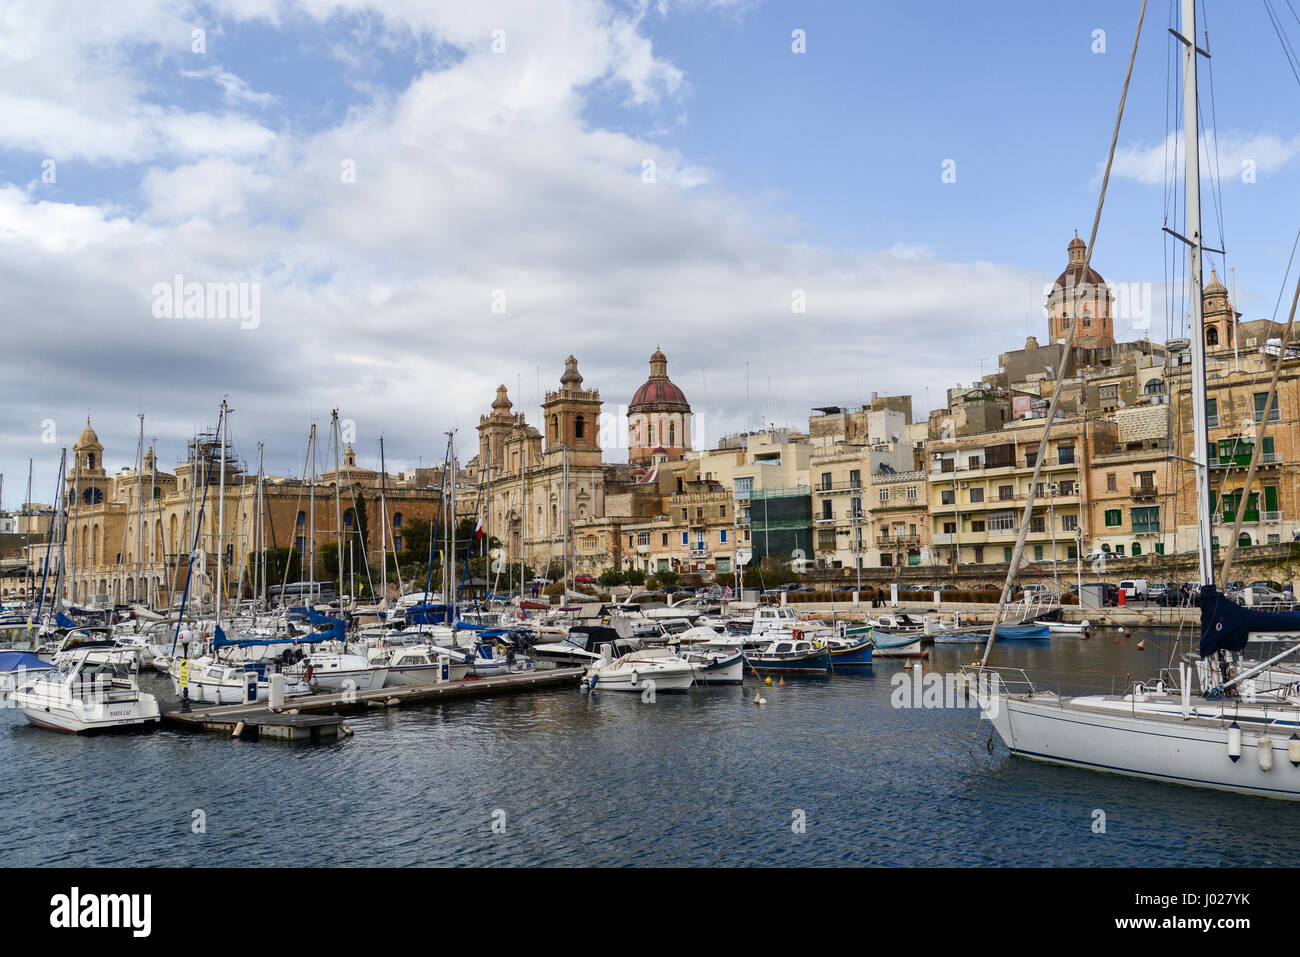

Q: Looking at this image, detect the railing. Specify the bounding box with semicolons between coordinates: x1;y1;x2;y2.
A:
876;534;920;547
1129;485;1159;500
1264;510;1282;523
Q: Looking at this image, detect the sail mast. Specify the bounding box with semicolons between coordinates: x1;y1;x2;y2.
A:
217;400;228;627
1180;0;1214;588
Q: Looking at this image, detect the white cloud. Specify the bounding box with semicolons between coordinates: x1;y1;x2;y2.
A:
1109;129;1300;186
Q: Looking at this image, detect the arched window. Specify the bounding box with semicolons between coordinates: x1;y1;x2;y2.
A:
1131;543;1141;556
669;421;675;446
1238;532;1252;547
343;509;354;528
296;510;306;526
1144;379;1165;394
551;414;559;438
392;512;403;527
575;415;585;439
1206;326;1219;346
86;454;95;470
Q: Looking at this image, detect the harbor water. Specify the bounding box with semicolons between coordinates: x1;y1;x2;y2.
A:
3;628;1297;867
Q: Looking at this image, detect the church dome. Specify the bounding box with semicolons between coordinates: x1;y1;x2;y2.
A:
1052;235;1107;294
629;348;689;411
76;418;102;449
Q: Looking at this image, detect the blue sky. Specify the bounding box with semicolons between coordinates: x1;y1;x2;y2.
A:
1;0;1298;500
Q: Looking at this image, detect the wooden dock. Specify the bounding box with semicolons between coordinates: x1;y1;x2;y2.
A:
160;667;585;741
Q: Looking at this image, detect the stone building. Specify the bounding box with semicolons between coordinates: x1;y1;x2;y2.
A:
627;348;692;466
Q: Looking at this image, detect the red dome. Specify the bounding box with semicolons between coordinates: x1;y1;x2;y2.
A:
630;378;689;409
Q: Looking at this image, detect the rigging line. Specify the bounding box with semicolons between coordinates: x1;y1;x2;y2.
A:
1263;0;1300;89
1198;1;1229;274
979;0;1149;672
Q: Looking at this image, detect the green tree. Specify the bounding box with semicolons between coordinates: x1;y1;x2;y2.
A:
625;568;646;587
598;568;626;587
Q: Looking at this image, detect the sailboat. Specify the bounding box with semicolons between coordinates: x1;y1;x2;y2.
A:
973;0;1300;800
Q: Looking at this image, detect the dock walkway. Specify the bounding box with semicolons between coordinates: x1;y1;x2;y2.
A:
160;667;585;741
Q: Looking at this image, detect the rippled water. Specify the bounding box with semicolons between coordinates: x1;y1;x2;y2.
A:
3;628;1299;867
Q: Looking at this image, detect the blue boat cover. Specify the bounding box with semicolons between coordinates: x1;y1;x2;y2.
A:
1200;585;1300;657
56;612;76;629
0;651;54;673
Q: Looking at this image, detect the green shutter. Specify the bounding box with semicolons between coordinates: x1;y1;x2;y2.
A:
1265;486;1280;512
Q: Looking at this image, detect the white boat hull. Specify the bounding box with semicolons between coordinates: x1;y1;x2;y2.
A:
13;687;160;733
980;689;1300;800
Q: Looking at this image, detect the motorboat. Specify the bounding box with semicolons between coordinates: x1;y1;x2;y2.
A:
584;644;695;692
10;646;160;733
0;650;56;698
295;653;389;692
679;647;745;684
532;625;631;667
373;644;470;686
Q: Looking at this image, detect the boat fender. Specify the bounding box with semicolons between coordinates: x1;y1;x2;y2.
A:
232;720;245;738
340;723;354;737
386;697;399;707
1290;733;1300;768
1258;736;1274;773
764;676;772;686
1227;722;1242;763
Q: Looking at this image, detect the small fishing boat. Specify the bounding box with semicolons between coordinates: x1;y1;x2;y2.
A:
826;634;873;669
847;624;926;658
585;644;695;692
743;637;831;674
680;648;744;684
10;646;160;733
934;622;1053;643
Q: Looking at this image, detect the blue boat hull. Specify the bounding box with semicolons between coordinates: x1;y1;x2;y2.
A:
743;648;831;673
828;639;873;668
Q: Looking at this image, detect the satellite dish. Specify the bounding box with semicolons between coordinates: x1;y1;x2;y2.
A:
1116;400;1126;409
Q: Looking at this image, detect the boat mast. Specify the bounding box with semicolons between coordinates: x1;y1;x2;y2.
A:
379;436;388;605
308;423;317;595
24;458;32;603
331;410;344;602
217;400;228;627
1179;0;1214;587
136;413;144;606
449;431;457;609
255;441;265;608
148;442;158;607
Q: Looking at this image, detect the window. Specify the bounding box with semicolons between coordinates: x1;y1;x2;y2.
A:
879;489;890;504
821;500;833;520
941;489;955;505
1033;545;1044;561
998;485;1014;501
720;529;728;544
969;487;984;503
637;532;650;546
681;531;689;545
297;511;306;526
1062;514;1078;532
1067;544;1077;560
849;469;861;489
973;546;984;563
967;455;982;470
1029;516;1045;533
906;485;917;500
392;512;403;528
1155;543;1165;555
1206;326;1219;346
1058;445;1075;465
970;520;986;532
850;497;863;520
662;533;668;546
1003;546;1013;562
1254;392;1280;422
1131;506;1160;534
668;422;674;445
820;472;832;490
575;415;585;439
942;522;956;534
988;510;1016;533
985;444;1014;468
1104;509;1122;527
1206;398;1219;427
1058;480;1075;496
1106;473;1116;491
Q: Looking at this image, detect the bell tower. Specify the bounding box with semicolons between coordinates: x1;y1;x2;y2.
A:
542;356;602;466
1202;268;1237;351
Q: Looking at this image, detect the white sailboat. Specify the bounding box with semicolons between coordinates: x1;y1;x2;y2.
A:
974;0;1300;801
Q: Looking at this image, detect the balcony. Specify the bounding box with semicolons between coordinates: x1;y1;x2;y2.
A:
876;534;920;547
687;548;711;560
1264;511;1283;523
1130;485;1159;500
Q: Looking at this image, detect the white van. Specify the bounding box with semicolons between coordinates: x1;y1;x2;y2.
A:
1118;579;1148;600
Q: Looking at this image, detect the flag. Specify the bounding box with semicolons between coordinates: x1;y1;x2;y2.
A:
474;514;484;540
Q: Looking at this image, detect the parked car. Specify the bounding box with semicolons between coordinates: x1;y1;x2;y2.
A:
1147;581;1173;604
574;574;596;584
1118;579;1149;601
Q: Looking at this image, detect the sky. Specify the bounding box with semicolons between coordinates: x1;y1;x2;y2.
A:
1;0;1299;505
